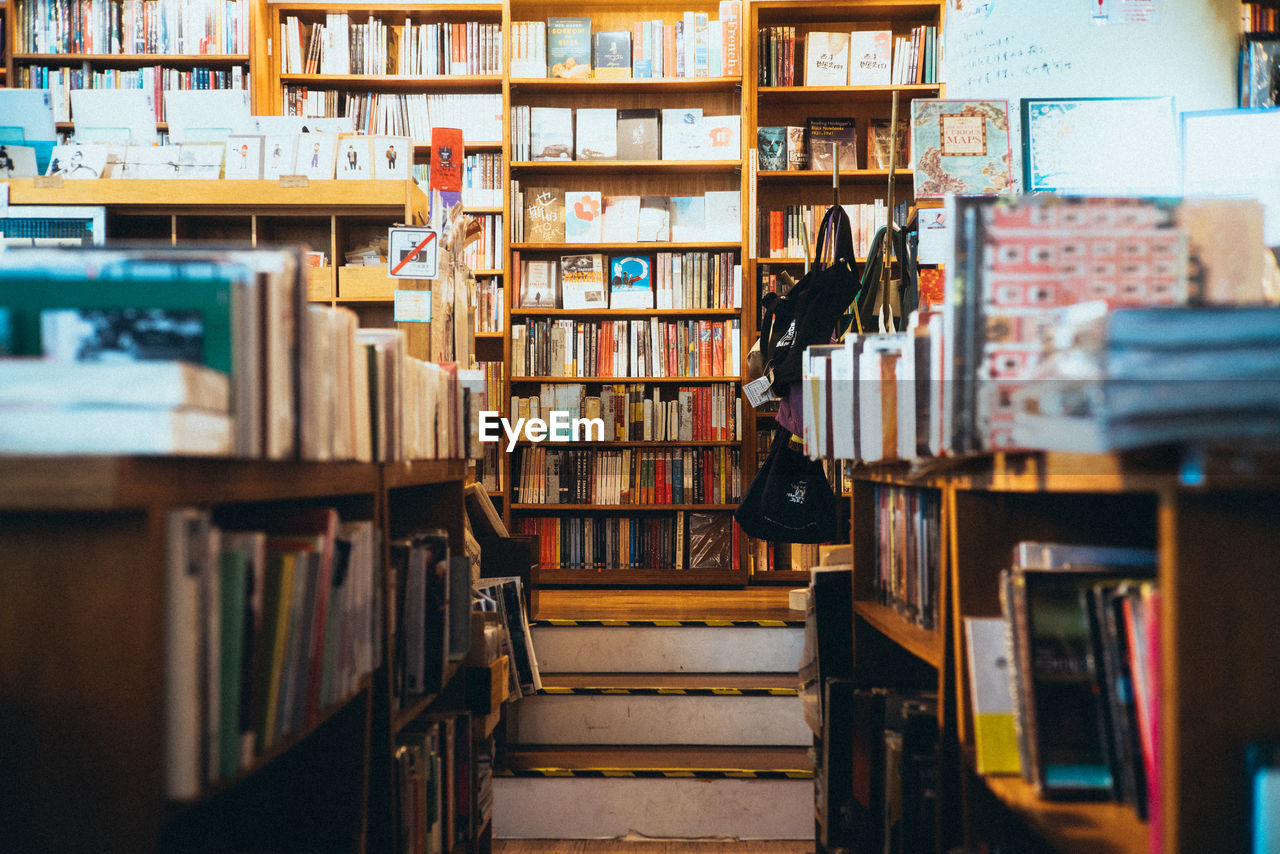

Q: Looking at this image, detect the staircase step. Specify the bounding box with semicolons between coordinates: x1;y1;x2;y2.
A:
539;672;798;696
510;690;811;747
502;746;813;779
531;625;805;674
494;746;814;840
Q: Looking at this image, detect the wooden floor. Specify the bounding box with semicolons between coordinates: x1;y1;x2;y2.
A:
494;842;813;852
532;587;802;622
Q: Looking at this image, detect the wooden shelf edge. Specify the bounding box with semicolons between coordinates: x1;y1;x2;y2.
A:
853;599;942;668
392;659;464;733
535;569;747;586
511;504;738;511
509;376;740;384
510;308;740;317
981;775;1149;854
510;241;741;251
382;458;467;489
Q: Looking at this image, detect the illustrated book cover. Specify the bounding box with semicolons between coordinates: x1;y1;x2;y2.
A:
911;99;1014;197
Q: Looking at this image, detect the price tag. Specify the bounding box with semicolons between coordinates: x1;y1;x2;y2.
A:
744;375;780;408
394;289;431;322
387;226;438;279
279;175;309;188
33;175;63;189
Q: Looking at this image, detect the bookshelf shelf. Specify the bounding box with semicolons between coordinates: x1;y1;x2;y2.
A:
512;440;740;448
753;0;943;19
474;331;506;339
512;504;738;511
981;776;1148;854
465;207;504;215
511;241;742;252
508;75;742;93
509;159;741;174
756;83;940;103
4;178;420;211
391;659;465;735
415;140;503;152
757;169;914;182
510;307;740;318
11;52;250;64
278;72;502;89
509;376;740;384
272;1;502;12
852;600;942;668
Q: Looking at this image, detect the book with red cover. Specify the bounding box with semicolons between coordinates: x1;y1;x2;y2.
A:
430;127;464;210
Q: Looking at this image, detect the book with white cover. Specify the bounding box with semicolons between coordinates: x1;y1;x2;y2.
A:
335;135;372;180
70;89;158;144
529;107;574;161
294;134;338;179
224;135;265;179
848;30;892;85
804;31;850;86
701;115;741;161
46;144;109;179
660;108;704;160
0;359;230;412
575;108;617;160
0;406;233;455
601;196;640;243
668;195;706;242
372;136;411;180
163;90;252;143
703;190;741;242
262;135;298;180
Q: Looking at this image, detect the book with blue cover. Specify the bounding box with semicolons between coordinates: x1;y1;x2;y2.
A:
609;255;653;309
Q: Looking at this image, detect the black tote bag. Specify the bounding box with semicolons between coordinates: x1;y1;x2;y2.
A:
734;429;839;544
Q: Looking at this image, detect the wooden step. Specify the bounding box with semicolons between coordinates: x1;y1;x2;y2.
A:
531;625;805;673
538;672;799;696
502;745;813;779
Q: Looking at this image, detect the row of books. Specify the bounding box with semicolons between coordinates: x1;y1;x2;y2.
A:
515;250;740;312
0;247;478;461
511;105;740;163
163;506;380;800
870;485;941;632
756;119;908;172
395;715;484;854
389;530;469;706
511;316;740;380
759;202;894;261
282;91;502;143
510;5;741;80
474;574;542;700
19;65;248;122
514;184;742;245
513;512;739;571
281;15;501;77
512;445;742;506
759;26;937;87
796;196;1277;460
971;542;1160;818
462;152;502;208
1242;3;1280;32
508;382;741;444
461;214;504;272
14;0;249;55
475;280;504;334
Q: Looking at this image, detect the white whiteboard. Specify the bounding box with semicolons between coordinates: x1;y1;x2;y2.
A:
941;0;1240;188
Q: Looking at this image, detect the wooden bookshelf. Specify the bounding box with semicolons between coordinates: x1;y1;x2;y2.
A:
510;159;741;173
508;75;741;93
278;72;503;89
0;454;478;854
12;52;250;63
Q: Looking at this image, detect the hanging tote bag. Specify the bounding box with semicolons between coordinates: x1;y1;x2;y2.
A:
852;221;920;334
734;429;840;544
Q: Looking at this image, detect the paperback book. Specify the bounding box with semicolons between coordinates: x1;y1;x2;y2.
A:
560;253;607;310
804;32;851;85
806;117;857;171
617;109;660;160
661;108;704;160
548;17;592;78
523;186;565;244
564;191;603;242
757;126;786;171
637;196;671;242
530;107;574;161
911;100;1014;197
575;108;617;160
593;31;632;79
849;30;892;85
601;196;640;243
609;255;653;309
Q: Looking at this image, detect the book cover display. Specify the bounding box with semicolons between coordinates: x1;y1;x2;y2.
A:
295;135;338;180
848;30;892;85
564;191;603;242
524;186;565;244
867;119;909;170
530;107;574;161
548;17;592;78
786;126;806;170
661;108;704;160
575;108;618;160
702;115;741;160
757;126;786;171
336;135;372;180
560;253;607;309
224;135;265;179
637;196;670;242
521;259;557;307
911;100;1014;197
593;31;632;79
804;32;850;85
806;117;857;171
601;196;640;243
617;109;660;160
609;255;654;309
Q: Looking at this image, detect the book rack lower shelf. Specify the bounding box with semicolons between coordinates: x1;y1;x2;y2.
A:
535;568;745;586
511;504;737;511
980;774;1148;854
852;599;942;668
166;676;373;809
392;658;465;734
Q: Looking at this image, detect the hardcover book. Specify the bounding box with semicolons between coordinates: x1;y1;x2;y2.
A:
806;117;857;171
637;196;670;242
564;191;603;242
575;108;617;160
547;17;592;79
617;109;661;160
530;107;574;161
701;115;741;160
757;126;787;171
523;186;565;244
911;99;1014;197
593;31;632;80
849;30;892;85
804;32;851;86
560;253;608;310
786;126;807;170
866;119;910;170
520;259;557;307
601;195;640;243
661;108;704;160
609;255;654;309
